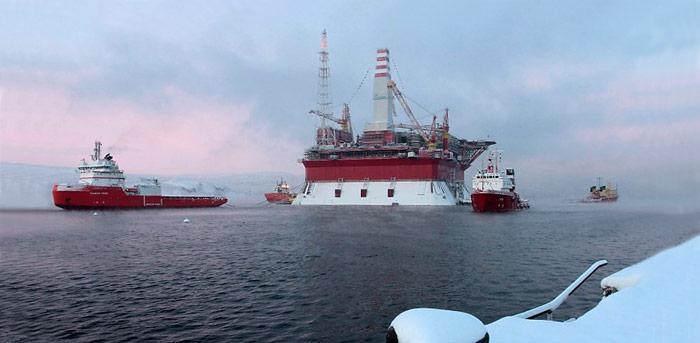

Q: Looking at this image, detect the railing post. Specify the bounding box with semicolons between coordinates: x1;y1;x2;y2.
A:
514;260;608;320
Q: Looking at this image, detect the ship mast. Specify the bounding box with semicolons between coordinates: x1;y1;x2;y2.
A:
92;141;102;161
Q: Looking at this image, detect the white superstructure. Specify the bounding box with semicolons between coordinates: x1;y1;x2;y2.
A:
77;141;126;187
472;151;515;193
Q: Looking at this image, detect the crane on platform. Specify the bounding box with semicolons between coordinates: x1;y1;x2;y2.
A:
309;103;353;137
387;80;431;142
387;80;449;151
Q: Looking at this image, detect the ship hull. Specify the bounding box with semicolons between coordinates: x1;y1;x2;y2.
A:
293;180;465;206
302;157;459;182
52;185;227;209
264;192;295;204
471;191;520;212
583;197;618;203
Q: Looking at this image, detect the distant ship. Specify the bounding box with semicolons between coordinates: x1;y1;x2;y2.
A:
264;179;297;204
470;151;528;212
294;31;494;206
52;141;227;209
584;178;618;202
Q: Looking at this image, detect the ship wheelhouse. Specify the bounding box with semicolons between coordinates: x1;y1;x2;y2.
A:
77;142;126;187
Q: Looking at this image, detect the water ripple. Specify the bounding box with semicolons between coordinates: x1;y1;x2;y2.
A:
1;207;699;341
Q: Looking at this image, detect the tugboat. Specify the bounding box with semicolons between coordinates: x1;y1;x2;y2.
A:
52;141;228;209
264;179;297;204
470;151;528;212
584;177;618;202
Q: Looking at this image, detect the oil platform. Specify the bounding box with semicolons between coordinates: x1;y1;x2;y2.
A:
294;31;495;205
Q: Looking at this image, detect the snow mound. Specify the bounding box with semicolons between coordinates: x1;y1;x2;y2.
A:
389;308;487;343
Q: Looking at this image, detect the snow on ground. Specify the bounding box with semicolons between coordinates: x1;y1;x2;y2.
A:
0;162;303;208
486;234;700;342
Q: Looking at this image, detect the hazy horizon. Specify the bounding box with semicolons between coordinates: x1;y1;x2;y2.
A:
1;1;698;202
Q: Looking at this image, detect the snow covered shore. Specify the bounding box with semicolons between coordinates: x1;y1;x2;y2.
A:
389;234;700;342
488;234;700;341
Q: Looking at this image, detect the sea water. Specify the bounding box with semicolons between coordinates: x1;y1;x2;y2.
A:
1;204;699;342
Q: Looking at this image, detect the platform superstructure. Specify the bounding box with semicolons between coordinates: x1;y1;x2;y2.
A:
52;141;227;209
294;31;494;205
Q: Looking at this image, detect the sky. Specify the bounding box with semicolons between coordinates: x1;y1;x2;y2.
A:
0;1;698;200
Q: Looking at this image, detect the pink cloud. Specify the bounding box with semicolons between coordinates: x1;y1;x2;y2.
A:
585;70;700;116
518;60;598;93
0;74;304;175
574;117;700;145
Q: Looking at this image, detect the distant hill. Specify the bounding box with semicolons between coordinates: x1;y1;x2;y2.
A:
0;162;303;209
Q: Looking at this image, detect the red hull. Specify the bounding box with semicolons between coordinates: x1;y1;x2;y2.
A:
52;185;227;209
471;191;521;212
303;157;459;182
264;192;294;204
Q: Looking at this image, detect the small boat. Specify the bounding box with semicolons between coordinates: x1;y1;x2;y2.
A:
584;177;618;202
264;179;297;204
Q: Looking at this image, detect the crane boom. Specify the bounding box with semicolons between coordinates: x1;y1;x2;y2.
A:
310;103;351;130
393;123;432;131
309;110;341;124
387;80;431;143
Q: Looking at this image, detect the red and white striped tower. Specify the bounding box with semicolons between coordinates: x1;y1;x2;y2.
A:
364;48;394;133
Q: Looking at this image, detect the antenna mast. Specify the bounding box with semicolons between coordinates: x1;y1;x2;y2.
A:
316;29;335;145
93;141;102;161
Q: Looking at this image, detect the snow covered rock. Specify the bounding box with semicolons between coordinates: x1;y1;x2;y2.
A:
387;308;488;343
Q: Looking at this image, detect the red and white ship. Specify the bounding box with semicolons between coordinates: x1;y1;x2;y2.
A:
293;31;494;205
52;141;227;209
264;179;297;204
470;151;528;212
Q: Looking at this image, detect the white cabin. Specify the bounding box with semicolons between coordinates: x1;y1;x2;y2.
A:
78;141;125;187
472;151;515;193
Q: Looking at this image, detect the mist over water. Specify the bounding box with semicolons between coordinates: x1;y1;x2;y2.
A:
2;204;699;341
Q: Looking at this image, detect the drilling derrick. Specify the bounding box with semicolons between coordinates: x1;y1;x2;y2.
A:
316;30;333;146
313;30;353;147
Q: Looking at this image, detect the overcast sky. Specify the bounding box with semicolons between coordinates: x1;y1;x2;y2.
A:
0;1;698;200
